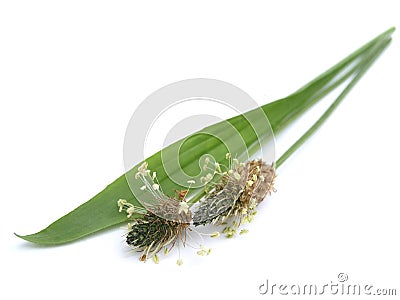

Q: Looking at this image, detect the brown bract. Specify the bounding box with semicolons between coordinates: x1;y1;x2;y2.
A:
193;159;276;227
126;197;191;262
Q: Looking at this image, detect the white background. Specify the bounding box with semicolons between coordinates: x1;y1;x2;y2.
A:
1;1;399;299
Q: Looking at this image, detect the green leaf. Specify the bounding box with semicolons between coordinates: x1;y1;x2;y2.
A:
15;28;395;245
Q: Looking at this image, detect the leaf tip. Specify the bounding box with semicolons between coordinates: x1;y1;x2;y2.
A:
14;232;48;245
14;232;32;242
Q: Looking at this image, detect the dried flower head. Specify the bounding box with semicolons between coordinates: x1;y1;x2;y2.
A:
193;156;276;237
126;208;191;262
119;162;197;264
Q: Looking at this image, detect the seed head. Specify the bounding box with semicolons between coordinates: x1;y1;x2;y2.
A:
126;207;191;262
193;159;276;232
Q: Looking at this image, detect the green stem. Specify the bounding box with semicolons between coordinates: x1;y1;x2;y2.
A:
276;34;392;168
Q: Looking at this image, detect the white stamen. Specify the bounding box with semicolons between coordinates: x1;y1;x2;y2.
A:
178;201;189;214
215;162;221;173
233;172;241;181
117;199;127;212
126;206;135;218
210;232;220;238
240;229;249;235
153;254;159;264
138;162;148;173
